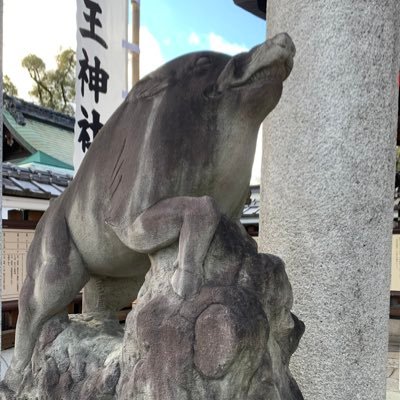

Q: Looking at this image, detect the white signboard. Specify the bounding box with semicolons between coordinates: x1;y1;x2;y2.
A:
74;0;128;170
2;229;34;302
392;234;400;291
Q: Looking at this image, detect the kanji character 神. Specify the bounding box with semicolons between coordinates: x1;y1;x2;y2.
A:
78;48;109;103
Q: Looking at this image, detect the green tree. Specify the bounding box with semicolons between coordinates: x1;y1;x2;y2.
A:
22;49;76;115
3;75;18;96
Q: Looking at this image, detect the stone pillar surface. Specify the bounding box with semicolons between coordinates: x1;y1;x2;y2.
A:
260;2;400;399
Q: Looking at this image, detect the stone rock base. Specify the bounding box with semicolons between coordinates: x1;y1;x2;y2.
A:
1;314;123;400
1;217;304;400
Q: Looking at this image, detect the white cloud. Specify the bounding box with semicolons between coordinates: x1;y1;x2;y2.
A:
208;33;248;55
139;26;165;79
3;0;77;101
3;3;163;98
188;32;201;46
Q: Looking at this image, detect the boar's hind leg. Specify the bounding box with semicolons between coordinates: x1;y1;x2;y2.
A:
11;218;89;374
111;196;221;299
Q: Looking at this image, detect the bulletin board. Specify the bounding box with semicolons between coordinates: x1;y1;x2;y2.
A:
2;228;35;301
391;234;400;291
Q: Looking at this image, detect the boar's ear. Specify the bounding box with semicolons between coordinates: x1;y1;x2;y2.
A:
134;77;171;99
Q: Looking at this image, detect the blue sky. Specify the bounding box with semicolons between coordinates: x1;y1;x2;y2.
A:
141;0;266;62
136;1;266;184
3;0;266;183
4;0;267;100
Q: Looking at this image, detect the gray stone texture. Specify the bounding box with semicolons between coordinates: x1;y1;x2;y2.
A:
260;2;400;400
3;33;296;378
3;314;123;400
0;34;304;398
117;217;304;400
1;217;304;399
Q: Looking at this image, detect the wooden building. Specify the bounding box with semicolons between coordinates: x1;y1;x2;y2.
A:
1;95;75;349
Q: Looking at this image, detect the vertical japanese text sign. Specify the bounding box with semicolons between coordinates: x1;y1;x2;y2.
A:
75;0;128;170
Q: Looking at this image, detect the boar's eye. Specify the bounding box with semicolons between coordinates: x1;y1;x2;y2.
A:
195;56;211;67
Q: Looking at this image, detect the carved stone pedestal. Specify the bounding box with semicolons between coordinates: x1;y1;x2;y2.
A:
1;217;304;400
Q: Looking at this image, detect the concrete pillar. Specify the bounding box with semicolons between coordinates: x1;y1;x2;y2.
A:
259;2;400;399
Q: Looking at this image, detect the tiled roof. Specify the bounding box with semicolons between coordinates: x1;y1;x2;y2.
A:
241;185;260;225
3;95;74;168
17;151;73;171
3;94;74;130
4;161;257;218
3;163;72;200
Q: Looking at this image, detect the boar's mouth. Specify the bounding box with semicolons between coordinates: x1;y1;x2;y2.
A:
213;33;295;95
230;61;292;89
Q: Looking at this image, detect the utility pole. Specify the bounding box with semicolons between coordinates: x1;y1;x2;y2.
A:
131;0;140;85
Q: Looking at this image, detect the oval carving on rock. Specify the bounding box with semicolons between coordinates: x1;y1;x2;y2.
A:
194;303;240;379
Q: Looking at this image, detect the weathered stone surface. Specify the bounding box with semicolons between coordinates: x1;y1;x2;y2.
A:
6;33;296;378
0;315;123;400
1;217;304;400
260;2;400;399
0;33;302;399
117;217;304;399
